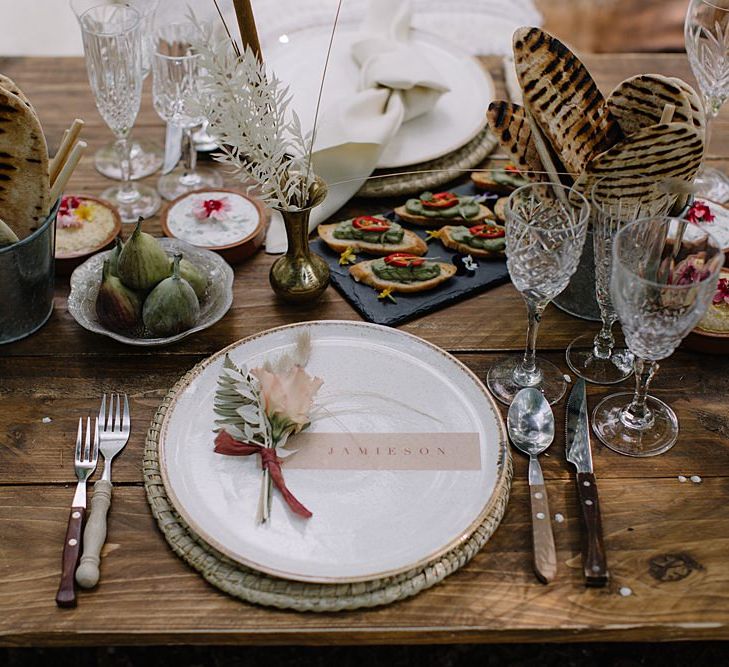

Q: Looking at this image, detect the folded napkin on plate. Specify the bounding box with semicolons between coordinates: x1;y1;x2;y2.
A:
265;0;449;253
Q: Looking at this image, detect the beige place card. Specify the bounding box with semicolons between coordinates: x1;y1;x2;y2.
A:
282;433;482;471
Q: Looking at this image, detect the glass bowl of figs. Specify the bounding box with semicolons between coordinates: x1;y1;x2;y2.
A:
67;219;234;346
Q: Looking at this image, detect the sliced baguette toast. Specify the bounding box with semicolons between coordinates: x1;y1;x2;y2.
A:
350;260;456;293
513;27;622;176
318;223;427;256
493;197;508;222
440;226;505;259
394;203;492;227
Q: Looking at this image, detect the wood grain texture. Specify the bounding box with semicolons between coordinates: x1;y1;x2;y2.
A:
0;54;728;645
529;483;557;584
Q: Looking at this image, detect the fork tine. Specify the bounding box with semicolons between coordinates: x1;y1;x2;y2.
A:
84;416;91;461
114;393;122;433
92;417;100;464
75;417;83;463
99;393;107;431
122;394;130;433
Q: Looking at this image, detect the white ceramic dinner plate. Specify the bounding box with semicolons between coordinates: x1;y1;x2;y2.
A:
265;27;494;169
159;321;508;583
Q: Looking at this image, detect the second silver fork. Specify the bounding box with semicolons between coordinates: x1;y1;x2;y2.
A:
76;393;130;588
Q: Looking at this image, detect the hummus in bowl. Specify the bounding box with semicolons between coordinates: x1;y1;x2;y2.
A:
685;268;729;354
55;195;121;274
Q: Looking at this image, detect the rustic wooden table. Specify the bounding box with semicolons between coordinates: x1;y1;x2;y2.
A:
1;54;728;647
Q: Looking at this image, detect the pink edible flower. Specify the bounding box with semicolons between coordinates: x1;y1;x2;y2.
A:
713;278;729;305
687;201;715;224
192;196;231;222
57;195;84;229
672;255;712;285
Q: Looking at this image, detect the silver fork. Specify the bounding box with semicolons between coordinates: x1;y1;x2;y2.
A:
56;416;99;608
76;394;131;589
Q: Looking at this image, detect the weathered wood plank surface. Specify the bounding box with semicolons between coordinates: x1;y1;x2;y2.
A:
0;54;728;646
1;479;727;646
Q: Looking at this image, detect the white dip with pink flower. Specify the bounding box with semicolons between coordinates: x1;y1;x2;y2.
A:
167;192;261;248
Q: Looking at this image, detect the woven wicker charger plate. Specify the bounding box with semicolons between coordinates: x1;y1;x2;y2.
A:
144;369;512;612
356;126;498;199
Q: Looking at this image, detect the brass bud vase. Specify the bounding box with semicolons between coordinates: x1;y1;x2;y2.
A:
269;177;330;304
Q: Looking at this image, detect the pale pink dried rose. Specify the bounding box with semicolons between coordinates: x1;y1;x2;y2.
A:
252;365;323;441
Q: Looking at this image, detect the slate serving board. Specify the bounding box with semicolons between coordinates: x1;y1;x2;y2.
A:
311;183;511;327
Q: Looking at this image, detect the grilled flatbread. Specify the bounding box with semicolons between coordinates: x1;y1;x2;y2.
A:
512;27;622;176
669;77;705;134
0;216;19;247
318;223;427;256
575;122;703;206
607;74;705;136
0;74;35;114
486;101;547;182
0;87;49;239
350;259;456;293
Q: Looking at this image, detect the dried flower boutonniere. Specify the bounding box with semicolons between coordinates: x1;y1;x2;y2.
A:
213;331;322;523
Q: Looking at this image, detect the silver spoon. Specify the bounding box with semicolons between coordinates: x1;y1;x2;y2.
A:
508;387;557;584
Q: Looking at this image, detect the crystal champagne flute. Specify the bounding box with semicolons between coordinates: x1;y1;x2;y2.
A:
71;0;163;180
80;4;161;221
593;216;723;456
565;179;677;384
685;0;729;202
487;183;590;405
152;23;222;201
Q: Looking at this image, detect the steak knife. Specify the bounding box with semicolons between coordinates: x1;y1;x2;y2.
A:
565;378;609;587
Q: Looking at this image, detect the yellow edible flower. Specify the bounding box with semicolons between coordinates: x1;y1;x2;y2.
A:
74;203;96;222
338;246;358;265
425;229;442;242
377;286;397;303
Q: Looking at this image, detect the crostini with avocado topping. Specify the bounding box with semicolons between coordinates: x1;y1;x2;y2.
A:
318;215;427;256
350;253;457;293
394;191;492;227
471;164;529;194
440;222;506;258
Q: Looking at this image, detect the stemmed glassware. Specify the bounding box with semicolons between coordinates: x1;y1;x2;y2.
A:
79;4;161;222
685;0;729;202
593;217;723;456
72;0;163;180
487;183;590;405
152;23;222;201
565;179;677;384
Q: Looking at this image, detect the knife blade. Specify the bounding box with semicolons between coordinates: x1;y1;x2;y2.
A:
566;378;609;587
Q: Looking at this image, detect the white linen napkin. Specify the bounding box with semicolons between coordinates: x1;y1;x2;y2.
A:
265;0;449;253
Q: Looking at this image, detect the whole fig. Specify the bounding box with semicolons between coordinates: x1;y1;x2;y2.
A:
117;217;169;290
169;257;207;300
108;236;124;276
96;259;142;333
143;253;200;337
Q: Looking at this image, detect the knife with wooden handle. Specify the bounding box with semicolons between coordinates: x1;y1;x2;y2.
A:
565;378;609;587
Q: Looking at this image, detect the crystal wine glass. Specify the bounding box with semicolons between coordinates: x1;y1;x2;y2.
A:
565;179;677;384
487;183;590;405
71;0;163;180
79;4;161;222
593;216;724;456
685;0;729;202
152;23;222;201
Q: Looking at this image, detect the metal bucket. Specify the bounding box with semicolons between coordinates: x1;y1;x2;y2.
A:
553;199;693;322
553;227;601;321
0;200;60;344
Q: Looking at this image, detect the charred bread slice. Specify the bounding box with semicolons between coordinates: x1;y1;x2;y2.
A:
350;254;456;293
